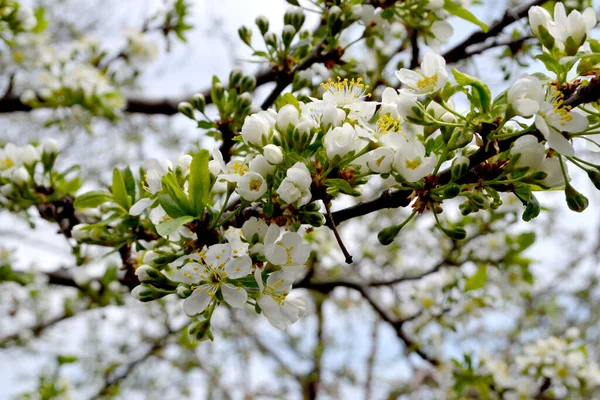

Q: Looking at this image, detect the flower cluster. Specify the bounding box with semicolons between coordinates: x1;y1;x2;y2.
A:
21;63;125;120
0;1;37;36
0;138;73;210
133;217;310;336
60;0;600;341
478;329;600;398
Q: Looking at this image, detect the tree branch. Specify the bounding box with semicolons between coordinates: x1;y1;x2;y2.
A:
442;0;546;64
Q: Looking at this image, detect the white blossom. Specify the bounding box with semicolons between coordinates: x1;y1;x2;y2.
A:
263;144;284;165
393;138;436;182
236;172;267;201
324;123;359;160
396;52;448;95
258;271;307;330
181;244;252;316
511;135;545;170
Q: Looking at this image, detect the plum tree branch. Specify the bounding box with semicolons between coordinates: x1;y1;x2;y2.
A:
442;0;546;64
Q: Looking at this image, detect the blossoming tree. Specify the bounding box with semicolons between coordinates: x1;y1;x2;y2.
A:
2;0;600;398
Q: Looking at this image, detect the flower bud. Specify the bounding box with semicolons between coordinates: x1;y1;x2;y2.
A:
238;92;252;110
378;225;402;245
241;114;271;146
467;192;489;210
302;211;326;227
256;15;269;35
0;184;13;197
177;101;195;120
11;166;29;184
190;93;206;112
240;75;256;93
282;24;296;47
443;184;461;199
21;145;39;165
229;67;243;88
327;6;341;28
131;283;171;302
263;144;284;164
176;284;192;299
587;169;600;191
143;250;159;265
264;31;277;48
135;264;165;283
71;224;89;241
298;28;311;40
459;200;474;216
238;25;252;46
42;138;59;154
565;184;589;213
451;155;469;181
211;82;225;103
277;104;299;131
443;226;467;240
188;319;214;342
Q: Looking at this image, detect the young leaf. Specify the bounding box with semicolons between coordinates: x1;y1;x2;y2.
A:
122;167;136;203
111;168;131;210
452;69;492;113
188;150;210;217
158;193;185;219
465;265;487;292
522;194;541;221
74;191;113;209
162;173;193;215
443;0;488;33
156;216;195;237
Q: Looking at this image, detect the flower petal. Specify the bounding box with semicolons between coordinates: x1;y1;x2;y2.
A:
183;289;212;316
225;255;252;279
129;198;153;216
547;130;575;156
221;283;248;308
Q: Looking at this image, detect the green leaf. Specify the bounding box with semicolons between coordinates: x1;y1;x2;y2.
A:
515;232;536;251
158;193;185;219
197;120;215;129
324;179;360;196
111;168;131;210
187;150;210;217
522;194;541;221
74;190;113;209
252;50;269;58
443;0;488;33
32;8;49;33
101;265;118;286
57;355;78;365
156;216;194;237
0;265;30;285
535;53;564;77
380;8;395;20
452;69;492;113
122;167;136;203
277;93;300;112
465;265;487;292
162;173;193;215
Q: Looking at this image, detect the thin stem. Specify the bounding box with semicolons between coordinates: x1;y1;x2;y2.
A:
432;144;449;175
213;204;243;229
440;100;468;123
323;200;353;264
557;155;570;187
